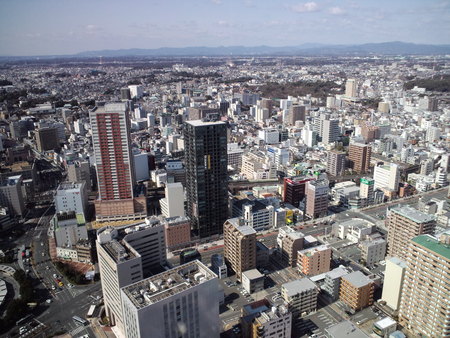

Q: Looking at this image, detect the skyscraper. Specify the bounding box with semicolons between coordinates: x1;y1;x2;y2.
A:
399;232;450;337
327;150;346;176
345;79;357;98
305;179;329;219
184;120;228;238
90;103;146;221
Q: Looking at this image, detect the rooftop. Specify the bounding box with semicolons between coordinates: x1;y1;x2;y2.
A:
57;181;84;191
242;269;264;280
387;256;407;269
298;244;330;257
342;271;373;288
391;205;435;223
226;218;256;236
374;316;397;329
325;320;369;338
282;278;317;297
0;175;21;187
185;119;225;127
325;266;349;280
411;234;450;260
121;260;216;309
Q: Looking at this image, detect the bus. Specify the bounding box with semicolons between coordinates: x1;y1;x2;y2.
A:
72;316;88;325
86;305;96;318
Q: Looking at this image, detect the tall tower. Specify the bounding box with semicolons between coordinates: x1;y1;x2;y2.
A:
90;102;146;221
184;120;228;238
348;143;371;174
345;79;357;98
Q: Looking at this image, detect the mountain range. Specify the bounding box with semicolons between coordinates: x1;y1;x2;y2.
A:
2;42;450;60
73;42;450;57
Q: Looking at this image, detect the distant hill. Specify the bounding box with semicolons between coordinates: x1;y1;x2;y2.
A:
1;42;450;60
74;42;450;57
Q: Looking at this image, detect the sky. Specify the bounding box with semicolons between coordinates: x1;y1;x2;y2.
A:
0;0;449;56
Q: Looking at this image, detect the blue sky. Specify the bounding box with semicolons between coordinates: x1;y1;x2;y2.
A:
0;0;449;55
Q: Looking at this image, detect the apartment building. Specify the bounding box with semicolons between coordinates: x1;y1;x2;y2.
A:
339;271;374;311
223;218;257;281
399;232;450;337
381;257;407;311
282;278;319;319
348;143;371;174
297;245;332;276
386;206;436;261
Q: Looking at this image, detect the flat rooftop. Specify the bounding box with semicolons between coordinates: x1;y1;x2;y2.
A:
326;320;369;338
185;119;225;127
282;278;317;297
342;271;372;288
227;218;256;236
391;205;435;223
122;260;216;309
57;181;84;191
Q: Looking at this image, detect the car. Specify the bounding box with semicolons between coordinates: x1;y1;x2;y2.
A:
46;299;52;304
53;274;58;278
51;285;56;290
59;282;64;287
46;266;50;270
42;252;45;256
19;326;28;334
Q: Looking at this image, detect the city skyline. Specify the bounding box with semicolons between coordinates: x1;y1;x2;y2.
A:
0;0;449;56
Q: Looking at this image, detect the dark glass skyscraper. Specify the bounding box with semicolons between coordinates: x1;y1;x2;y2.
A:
184;120;228;238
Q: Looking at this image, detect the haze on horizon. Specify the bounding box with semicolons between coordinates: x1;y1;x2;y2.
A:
0;0;449;56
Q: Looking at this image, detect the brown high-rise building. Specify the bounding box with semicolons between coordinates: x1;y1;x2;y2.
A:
386;206;436;261
90;102;146;221
361;123;379;143
339;271;374;311
399;232;450;337
326;150;346;176
297;245;332;276
223;218;256;281
348;143;371;174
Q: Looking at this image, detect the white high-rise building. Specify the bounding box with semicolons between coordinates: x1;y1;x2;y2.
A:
321;119;340;145
302;128;317;147
381;257;407;311
426;126;441;142
121;261;219;338
133;151;149;181
374;163;400;192
128;85;144;99
96;218;166;333
159;182;185;218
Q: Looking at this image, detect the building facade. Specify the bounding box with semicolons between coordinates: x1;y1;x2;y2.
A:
339;271;374;311
297;245;332;276
184;120;228;238
348;143;371;174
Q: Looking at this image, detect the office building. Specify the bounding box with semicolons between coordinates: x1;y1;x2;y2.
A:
348;143;371;174
90;103;146;221
210;254;227;279
359;238;386;267
326;321;369;338
283;177;312;208
121;261;219;338
345;79;357;98
374;163;400;192
287;105;306;126
184;120;228;238
327;150;346;176
339;271;374;311
321;118;340;145
251;305;292;338
241;200;275;232
282;278;318;319
305;179;329;219
55;182;87;218
52;211;88;250
128;85;143;99
223;218;256;281
277;227;305;267
242;269;264;294
96;218;166;331
35;127;59;152
227;143;244;170
359;177;374;205
381;257;407;311
297;245;332;276
163;216;191;251
159;182;185;218
399;232;450;337
133;151;149;181
0;175;25;217
386;206;435;261
67;160;91;191
426;126;441;142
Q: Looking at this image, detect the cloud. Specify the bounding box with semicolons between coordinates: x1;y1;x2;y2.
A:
291;2;319;13
329;7;345;15
211;0;222;4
